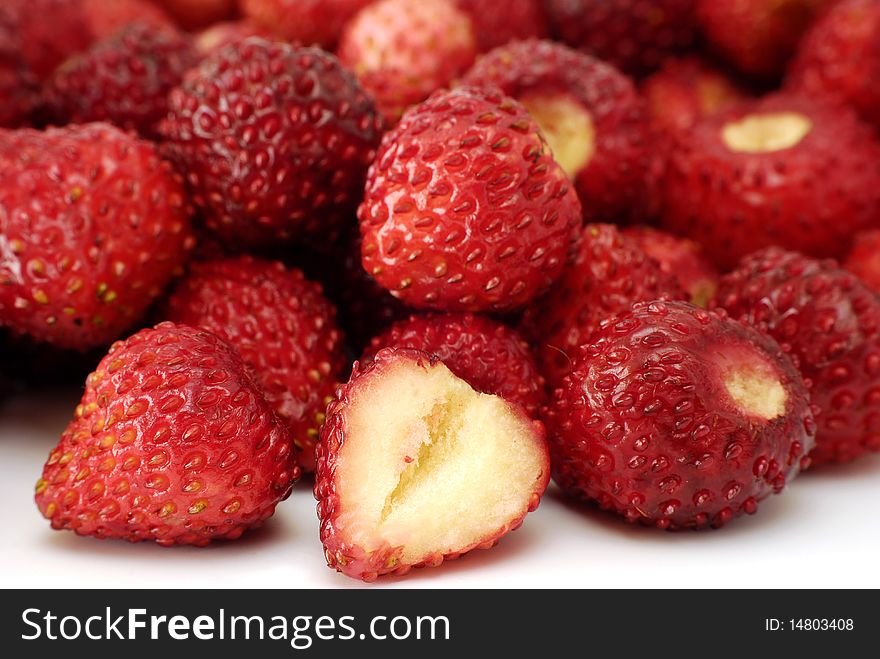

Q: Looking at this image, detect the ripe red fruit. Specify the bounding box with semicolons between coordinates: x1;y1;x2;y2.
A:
0;34;36;128
544;300;816;530
81;0;173;39
716;248;880;467
521;224;685;390
46;24;196;138
461;39;652;224
0;123;194;351
359;86;582;314
844;230;880;293
544;0;697;76
622;226;720;308
787;0;880;131
150;0;237;30
642;56;750;134
163;257;347;473
364;313;545;417
34;322;299;546
337;0;478;124
242;0;372;49
696;0;835;79
194;21;269;57
315;348;549;581
659;93;880;270
454;0;548;52
161;39;383;250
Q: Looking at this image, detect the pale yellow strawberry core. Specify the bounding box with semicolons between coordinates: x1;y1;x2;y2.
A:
335;358;547;567
520;93;595;178
721;112;813;153
723;363;787;421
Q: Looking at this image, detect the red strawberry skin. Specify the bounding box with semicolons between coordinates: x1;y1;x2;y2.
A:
81;0;173;39
461;39;652;225
844;230;880;293
359;86;582;314
787;0;880;131
195;21;269;57
161;39;383;250
0;35;36;128
521;224;685;390
364;313;546;417
544;301;816;530
46;24;197;138
34;322;299;546
659;93;880;270
151;0;237;30
716;248;880;467
163;257;347;473
455;0;548;53
544;0;697;76
0;123;194;351
242;0;372;49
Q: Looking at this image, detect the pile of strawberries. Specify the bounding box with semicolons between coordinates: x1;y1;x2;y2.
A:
3;0;880;582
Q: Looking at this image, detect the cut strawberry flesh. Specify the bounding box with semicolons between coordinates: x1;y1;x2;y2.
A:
721;112;813;153
520;92;595;177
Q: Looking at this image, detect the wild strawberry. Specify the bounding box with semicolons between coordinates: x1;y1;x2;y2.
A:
150;0;237;30
194;21;269;57
844;230;880;293
0;123;194;351
454;0;548;52
241;0;372;49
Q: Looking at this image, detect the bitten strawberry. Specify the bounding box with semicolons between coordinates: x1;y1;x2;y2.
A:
242;0;372;49
787;0;880;131
337;0;478;124
364;313;545;417
34;322;299;546
461;40;652;224
716;248;880;466
359;86;582;314
521;224;685;389
163;257;347;473
844;231;880;293
659;93;880;269
161;39;383;250
46;24;197;138
0;123;194;351
454;0;548;52
315;348;549;581
544;0;697;76
544;301;816;530
150;0;237;30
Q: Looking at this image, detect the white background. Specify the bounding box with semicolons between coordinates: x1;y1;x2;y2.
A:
2;387;879;589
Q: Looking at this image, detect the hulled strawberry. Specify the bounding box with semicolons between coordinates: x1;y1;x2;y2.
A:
46;24;197;138
787;0;880;131
659;93;880;269
454;0;548;52
544;300;816;530
544;0;697;76
461;39;652;224
315;348;549;581
364;313;545;417
35;322;299;546
844;231;880;293
521;224;685;390
161;39;383;250
716;248;880;466
0;123;194;351
696;0;835;79
150;0;237;30
242;0;372;49
622;226;720;308
337;0;478;124
359;86;582;314
163;257;347;473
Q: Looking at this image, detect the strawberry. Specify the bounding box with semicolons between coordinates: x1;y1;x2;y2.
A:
659;93;880;270
163;257;347;473
337;0;478;124
544;0;697;76
0;123;194;351
715;248;880;467
454;0;548;52
34;322;299;546
359;86;582;314
622;226;720;308
461;39;652;224
194;21;269;57
364;313;545;417
696;0;835;79
161;39;383;250
150;0;237;30
242;0;372;49
46;24;197;138
0;31;36;128
544;300;816;530
844;230;880;293
80;0;173;40
315;348;549;581
520;224;685;390
787;0;880;131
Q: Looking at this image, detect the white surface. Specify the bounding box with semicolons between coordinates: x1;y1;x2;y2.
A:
2;388;880;589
